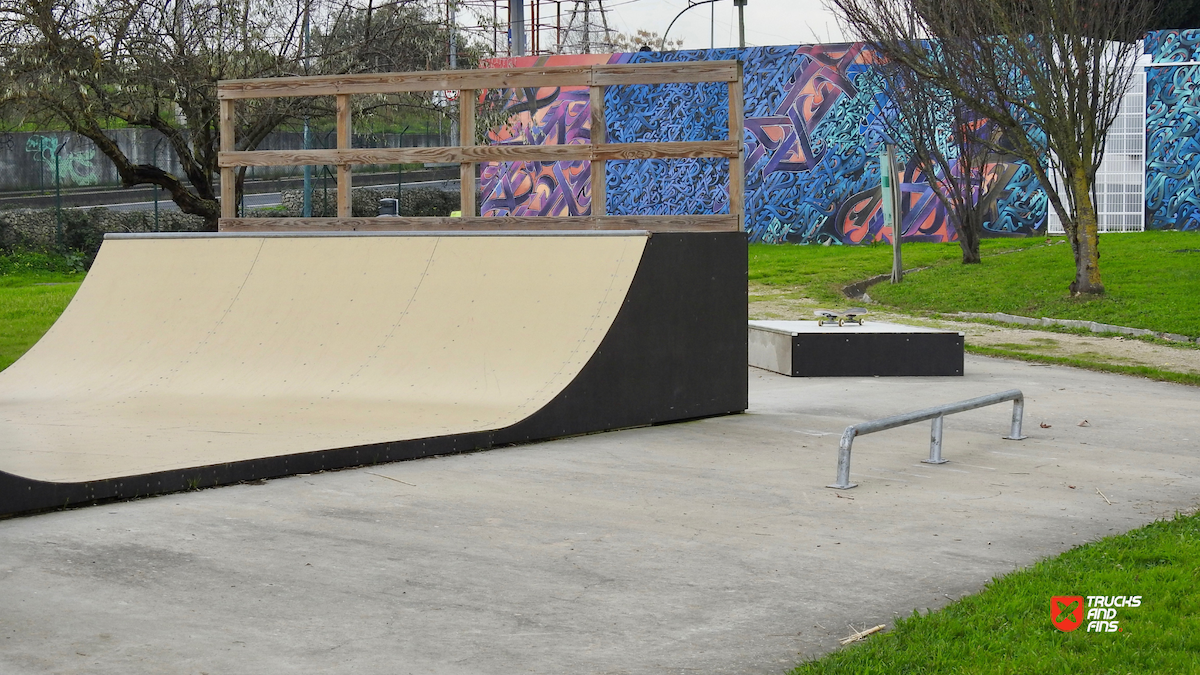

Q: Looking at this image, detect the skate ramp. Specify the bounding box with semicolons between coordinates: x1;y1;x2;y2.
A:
0;231;747;515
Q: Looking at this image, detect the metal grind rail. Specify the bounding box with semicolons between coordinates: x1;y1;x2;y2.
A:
828;389;1028;489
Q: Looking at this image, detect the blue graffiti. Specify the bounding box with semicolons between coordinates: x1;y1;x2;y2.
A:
483;44;1049;242
1146;30;1200;231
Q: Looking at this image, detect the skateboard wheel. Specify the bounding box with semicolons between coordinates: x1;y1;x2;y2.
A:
838;318;845;327
818;320;824;326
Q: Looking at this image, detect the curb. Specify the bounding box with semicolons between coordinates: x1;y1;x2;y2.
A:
950;312;1195;344
842;267;929;299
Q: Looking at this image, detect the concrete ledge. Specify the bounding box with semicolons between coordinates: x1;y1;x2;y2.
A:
749;320;964;377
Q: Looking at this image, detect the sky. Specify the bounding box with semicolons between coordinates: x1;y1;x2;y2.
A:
602;0;850;49
456;1;852;55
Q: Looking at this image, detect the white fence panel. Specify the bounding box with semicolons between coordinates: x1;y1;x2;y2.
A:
1047;70;1146;234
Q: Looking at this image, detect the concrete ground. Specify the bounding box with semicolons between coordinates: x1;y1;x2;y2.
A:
2;356;1198;675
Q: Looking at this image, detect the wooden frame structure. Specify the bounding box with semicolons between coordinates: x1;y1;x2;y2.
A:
217;61;744;232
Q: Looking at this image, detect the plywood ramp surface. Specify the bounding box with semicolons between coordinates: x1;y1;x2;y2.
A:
0;234;647;483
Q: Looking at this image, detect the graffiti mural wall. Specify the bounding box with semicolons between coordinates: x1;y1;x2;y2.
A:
1146;29;1200;231
480;53;609;218
24;135;101;187
481;46;1048;243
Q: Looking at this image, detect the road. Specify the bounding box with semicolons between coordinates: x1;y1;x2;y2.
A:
80;179;460;213
84;192;281;213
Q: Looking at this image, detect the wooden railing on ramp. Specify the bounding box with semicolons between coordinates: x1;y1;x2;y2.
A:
217;61;744;232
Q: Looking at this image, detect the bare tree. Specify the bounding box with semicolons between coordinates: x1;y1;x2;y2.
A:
0;0;472;230
828;0;1154;294
867;57;998;263
612;29;684;53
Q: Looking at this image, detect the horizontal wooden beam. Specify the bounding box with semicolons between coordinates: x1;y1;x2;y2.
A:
594;141;740;160
222;147;459;167
218;214;741;233
219;141;740;168
218;68;593;99
217;62;740;100
590;62;739;86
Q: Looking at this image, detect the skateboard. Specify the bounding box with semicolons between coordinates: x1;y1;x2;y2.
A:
814;308;867;327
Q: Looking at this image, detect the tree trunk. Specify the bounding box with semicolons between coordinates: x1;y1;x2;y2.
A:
956;211;982;264
1068;172;1104;295
72;124;220;230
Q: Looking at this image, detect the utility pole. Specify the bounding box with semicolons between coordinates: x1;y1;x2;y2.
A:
449;1;457;68
511;0;526;56
734;0;746;49
562;1;613;54
584;1;590;54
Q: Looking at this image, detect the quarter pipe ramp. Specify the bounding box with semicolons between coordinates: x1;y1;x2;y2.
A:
0;231;746;516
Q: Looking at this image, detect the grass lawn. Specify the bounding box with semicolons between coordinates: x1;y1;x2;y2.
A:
749;238;1042;305
871;232;1200;337
791;511;1200;674
750;231;1200;337
0;252;84;371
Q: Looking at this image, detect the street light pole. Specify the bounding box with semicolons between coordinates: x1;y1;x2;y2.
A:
302;2;313;218
152;138;163;232
54;142;64;250
396;125;409;216
662;0;720;48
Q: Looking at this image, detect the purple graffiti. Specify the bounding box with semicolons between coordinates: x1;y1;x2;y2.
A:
744;44;864;176
480;87;594;216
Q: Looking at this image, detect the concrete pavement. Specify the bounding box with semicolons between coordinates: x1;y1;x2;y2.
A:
1;355;1198;674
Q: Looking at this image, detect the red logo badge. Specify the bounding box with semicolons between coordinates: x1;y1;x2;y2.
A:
1051;596;1084;631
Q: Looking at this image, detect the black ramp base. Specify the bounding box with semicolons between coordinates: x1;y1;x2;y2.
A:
0;232;748;517
793;332;963;377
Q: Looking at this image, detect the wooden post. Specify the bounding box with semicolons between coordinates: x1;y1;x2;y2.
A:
220;99;236;220
727;63;745;232
589;84;607;217
459;89;476;217
336;94;352;218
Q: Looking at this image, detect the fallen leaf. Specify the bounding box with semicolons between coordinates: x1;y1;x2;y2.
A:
1040;422;1052;428
1078;420;1091;427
